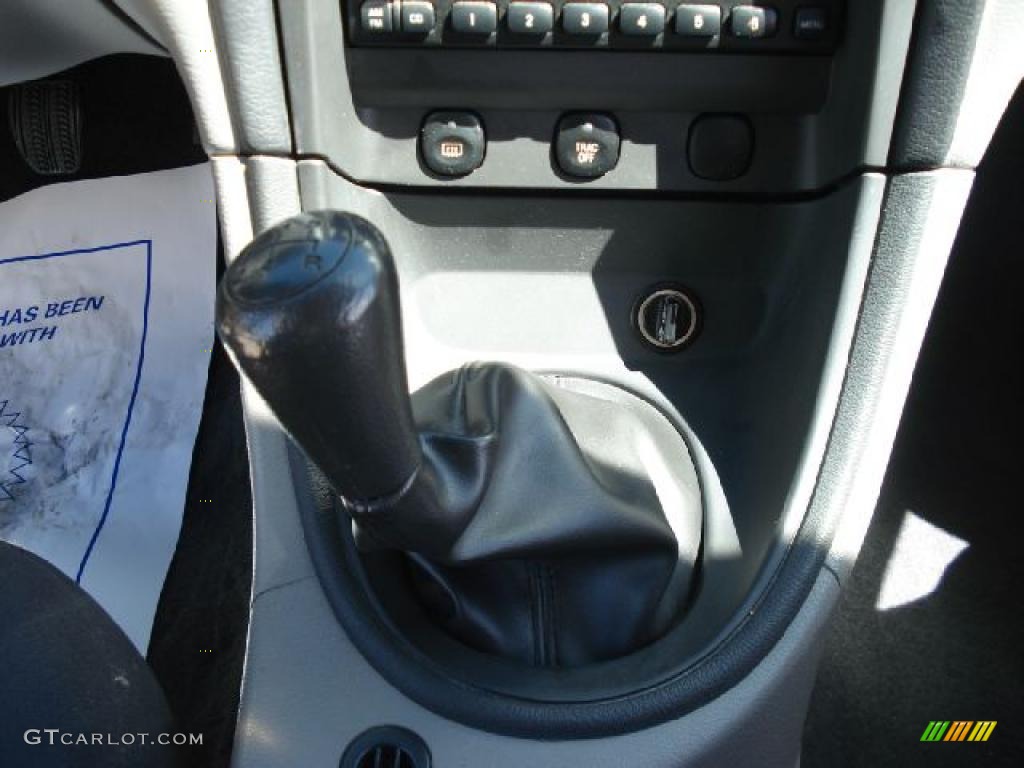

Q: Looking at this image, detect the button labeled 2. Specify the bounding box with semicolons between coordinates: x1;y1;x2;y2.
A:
507;2;554;35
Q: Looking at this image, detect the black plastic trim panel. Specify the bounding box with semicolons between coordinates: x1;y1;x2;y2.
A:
346;0;844;53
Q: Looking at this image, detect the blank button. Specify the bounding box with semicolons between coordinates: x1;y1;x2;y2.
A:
688;114;753;181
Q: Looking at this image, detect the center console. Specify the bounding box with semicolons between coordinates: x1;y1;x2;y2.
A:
149;0;1010;764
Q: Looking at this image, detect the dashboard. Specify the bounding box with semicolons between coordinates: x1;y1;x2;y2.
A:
275;0;895;192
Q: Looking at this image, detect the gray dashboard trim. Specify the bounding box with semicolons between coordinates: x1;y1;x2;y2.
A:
209;0;293;154
890;0;1024;171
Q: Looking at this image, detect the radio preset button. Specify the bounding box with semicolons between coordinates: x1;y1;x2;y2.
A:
451;2;498;34
562;3;610;36
507;2;554;35
675;4;721;37
620;3;666;36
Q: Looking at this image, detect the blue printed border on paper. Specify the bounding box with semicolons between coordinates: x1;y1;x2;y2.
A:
0;240;153;584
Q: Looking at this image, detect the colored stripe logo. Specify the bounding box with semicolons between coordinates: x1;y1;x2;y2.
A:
921;721;997;742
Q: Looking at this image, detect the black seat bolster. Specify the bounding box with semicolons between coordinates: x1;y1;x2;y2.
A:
0;540;179;768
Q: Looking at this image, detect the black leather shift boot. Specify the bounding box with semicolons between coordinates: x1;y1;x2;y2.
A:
348;364;703;667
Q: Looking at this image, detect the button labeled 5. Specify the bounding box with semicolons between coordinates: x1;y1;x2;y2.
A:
675;4;721;37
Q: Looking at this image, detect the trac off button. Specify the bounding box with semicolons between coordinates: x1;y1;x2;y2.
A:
420;111;486;177
555;113;620;179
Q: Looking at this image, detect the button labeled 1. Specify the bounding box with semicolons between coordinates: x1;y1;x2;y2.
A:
451;2;497;34
507;2;554;35
555;113;620;178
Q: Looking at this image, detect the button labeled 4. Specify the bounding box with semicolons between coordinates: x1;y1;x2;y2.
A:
620;3;667;36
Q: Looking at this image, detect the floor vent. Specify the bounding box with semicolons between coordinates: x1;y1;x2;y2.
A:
341;726;430;768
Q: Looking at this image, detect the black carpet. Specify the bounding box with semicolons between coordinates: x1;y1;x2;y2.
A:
802;86;1024;766
146;341;252;768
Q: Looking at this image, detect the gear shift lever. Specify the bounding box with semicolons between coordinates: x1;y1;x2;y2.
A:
217;212;419;502
218;211;703;667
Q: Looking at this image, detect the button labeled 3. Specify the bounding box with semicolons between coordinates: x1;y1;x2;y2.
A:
562;3;610;36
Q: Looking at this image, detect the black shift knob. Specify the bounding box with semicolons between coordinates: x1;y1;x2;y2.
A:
216;211;420;502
